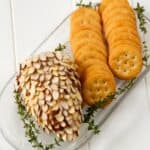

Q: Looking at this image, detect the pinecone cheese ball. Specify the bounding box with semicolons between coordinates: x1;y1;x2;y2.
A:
16;51;83;141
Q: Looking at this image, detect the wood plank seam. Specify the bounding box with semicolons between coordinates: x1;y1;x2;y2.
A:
9;0;17;72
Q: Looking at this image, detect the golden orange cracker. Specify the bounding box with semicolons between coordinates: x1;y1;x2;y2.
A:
84;63;115;82
103;11;136;29
71;7;100;23
78;59;110;80
74;48;107;64
71;29;103;44
99;0;129;14
102;3;134;21
71;36;105;53
104;20;136;39
108;32;141;48
82;66;116;107
70;16;101;37
109;39;142;51
107;26;139;42
109;44;143;80
73;41;107;57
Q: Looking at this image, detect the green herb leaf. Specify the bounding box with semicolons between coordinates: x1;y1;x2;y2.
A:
134;2;147;34
76;0;92;8
76;0;100;9
134;3;150;67
55;43;66;51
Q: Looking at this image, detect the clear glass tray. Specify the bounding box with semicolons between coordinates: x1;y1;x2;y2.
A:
0;11;150;150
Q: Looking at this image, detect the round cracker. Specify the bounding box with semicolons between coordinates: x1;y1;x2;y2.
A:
72;40;107;57
78;59;110;80
99;0;129;13
109;39;142;51
104;20;136;39
109;44;143;80
108;32;141;48
71;7;100;23
84;64;115;82
71;36;104;52
103;10;136;29
70;16;101;37
82;66;116;107
74;47;107;64
107;26;139;42
71;29;103;45
102;3;134;21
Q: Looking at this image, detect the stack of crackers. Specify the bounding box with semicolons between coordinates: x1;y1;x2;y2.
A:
70;0;143;108
70;7;116;108
100;0;143;80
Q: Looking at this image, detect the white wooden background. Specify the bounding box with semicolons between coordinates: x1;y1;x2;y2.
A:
0;0;150;149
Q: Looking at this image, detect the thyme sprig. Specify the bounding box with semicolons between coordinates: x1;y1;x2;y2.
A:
76;0;99;9
142;41;150;67
134;3;150;67
54;43;66;51
14;90;63;150
134;2;147;34
76;0;92;8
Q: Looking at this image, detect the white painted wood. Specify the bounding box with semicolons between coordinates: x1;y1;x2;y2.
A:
12;0;72;65
0;0;15;92
0;0;15;149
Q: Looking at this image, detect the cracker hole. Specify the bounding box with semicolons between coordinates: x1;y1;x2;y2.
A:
102;80;106;85
131;64;136;68
115;67;119;70
116;58;121;62
123;69;127;73
91;95;95;99
124;53;128;57
124;61;128;65
89;88;93;92
131;56;136;59
96;88;100;92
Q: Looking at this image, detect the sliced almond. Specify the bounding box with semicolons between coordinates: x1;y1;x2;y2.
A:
51;84;58;91
39;75;45;82
55;113;64;122
65;128;73;135
42;105;48;112
39;100;45;106
55;51;63;60
31;73;39;80
60;101;69;110
42;112;47;121
45;74;52;81
40;54;47;61
45;95;52;101
52;91;59;100
69;107;75;114
28;67;35;74
32;55;39;62
33;62;41;69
